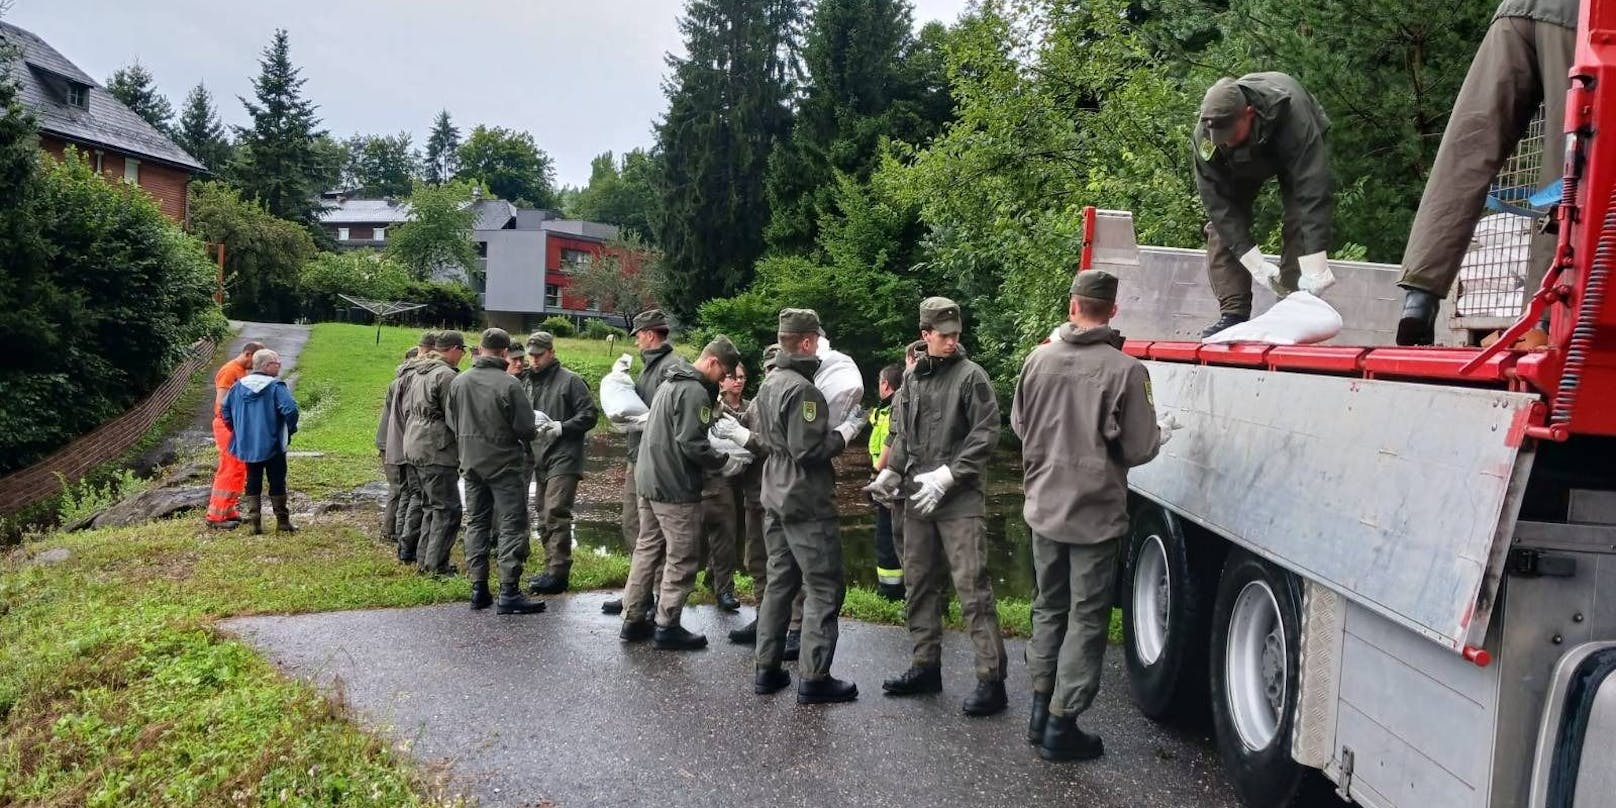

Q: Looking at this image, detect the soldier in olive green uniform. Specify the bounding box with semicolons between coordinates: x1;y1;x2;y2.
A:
1193;72;1336;337
747;309;869;704
619;337;745;649
603;309;679;616
867;297;1008;716
403;331;469;576
377;340;425;560
520;332;599;594
446;329;546;614
1012;270;1167;761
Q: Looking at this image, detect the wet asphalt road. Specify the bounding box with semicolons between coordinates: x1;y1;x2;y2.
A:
226;592;1242;808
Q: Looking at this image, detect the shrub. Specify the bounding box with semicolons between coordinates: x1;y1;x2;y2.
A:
540;316;576;338
189;180;317;323
297;250;413;321
583;319;627;340
395;280;478;329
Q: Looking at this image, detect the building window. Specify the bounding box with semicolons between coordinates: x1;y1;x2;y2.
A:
545;284;562;308
123;158;140;184
586;297;600;312
476;241;488;258
561;248;591;267
337;227;350;241
373;227;387;242
64;82;88;109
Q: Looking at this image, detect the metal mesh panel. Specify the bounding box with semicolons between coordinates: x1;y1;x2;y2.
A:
1454;109;1546;322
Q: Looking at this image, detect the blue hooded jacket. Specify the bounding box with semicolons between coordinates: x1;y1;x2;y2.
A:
222;372;300;463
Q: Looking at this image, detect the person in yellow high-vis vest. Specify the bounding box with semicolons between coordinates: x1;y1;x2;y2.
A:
868;363;905;602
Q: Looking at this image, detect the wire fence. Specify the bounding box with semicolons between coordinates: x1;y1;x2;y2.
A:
1454;109;1547;323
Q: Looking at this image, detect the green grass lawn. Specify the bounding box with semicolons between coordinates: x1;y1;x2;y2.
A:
0;321;1117;806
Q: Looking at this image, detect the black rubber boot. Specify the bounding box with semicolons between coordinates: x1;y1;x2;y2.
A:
882;665;943;696
876;582;906;602
1200;313;1248;339
270;495;296;532
962;680;1008;716
620;619;654;642
1028;692;1052;745
782;629;802;662
470;580;493;611
527;571;569;595
728;619;758;645
495;585;547;615
797;676;858;705
601;597;624;615
716;592;741;612
653;624;708;651
1396;287;1440;346
755;666;791;695
1040;714;1104;762
242;495;263;536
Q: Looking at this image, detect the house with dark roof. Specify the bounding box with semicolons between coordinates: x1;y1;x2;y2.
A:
1;22;207;223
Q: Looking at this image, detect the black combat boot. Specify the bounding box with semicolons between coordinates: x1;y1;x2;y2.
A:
963;680;1008;716
1028;692;1052;745
782;629;802;661
1396;287;1440;346
470;580;493;611
495;585;547;615
601;597;624;615
620;619;654;642
876;582;906;602
797;676;858;705
882;665;943;696
270;495;296;532
755;666;791;695
1040;714;1104;762
728;619;758;645
716;592;741;612
241;495;263;536
527;571;569;595
1200;313;1248;339
654;624;709;651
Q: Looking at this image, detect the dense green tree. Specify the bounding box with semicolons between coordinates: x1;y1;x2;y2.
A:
341;132;417;197
189;180;317;322
105;61;174;136
655;0;803;321
387;180;479;281
455;125;557;208
569;234;664;326
422;109;460;186
173;83;233;173
232;29;334;227
763;0;952;254
569;148;660;241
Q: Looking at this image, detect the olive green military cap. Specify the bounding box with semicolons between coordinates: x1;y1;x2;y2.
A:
435;330;466;350
777;308;821;335
702;335;742;370
508;340;527;358
918;296;963;335
480;328;512;351
1070;269;1118;302
1200;77;1248;146
419;330;440;348
630;309;669;335
761;343;782;370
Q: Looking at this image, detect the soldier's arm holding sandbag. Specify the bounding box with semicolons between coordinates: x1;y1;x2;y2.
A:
673;384;728;471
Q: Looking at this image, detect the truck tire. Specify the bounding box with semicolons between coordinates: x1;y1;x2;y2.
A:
1210;549;1305;808
1122;505;1212;721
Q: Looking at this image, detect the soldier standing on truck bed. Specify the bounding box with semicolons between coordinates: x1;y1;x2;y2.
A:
1193;72;1337;339
1396;0;1578;347
1012;270;1173;762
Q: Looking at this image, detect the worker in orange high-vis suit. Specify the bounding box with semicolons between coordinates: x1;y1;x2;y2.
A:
206;340;266;529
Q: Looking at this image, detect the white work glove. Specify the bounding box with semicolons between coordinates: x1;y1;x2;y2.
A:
1297;251;1335;295
610;412;649;433
611;353;633;374
1157;412;1182;447
712;413;751;446
833;405;868;444
540;420;563;440
909;465;956;517
862;468;902;504
1239;246;1289;298
719;453;748;477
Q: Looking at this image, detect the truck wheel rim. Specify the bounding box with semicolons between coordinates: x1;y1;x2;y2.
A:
1132;534;1171;666
1227;579;1286;751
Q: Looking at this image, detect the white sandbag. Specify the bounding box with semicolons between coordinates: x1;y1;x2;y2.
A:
1457;242;1530;287
708;433;753;464
1201;291;1343;346
814;336;864;424
534;410;557;453
1456;287;1527;318
600;369;648;420
1470;212;1534;249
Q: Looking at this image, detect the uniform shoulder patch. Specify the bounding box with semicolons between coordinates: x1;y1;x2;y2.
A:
1144;380;1154;407
700;405;712;424
802;400;817;422
1197;136;1215;162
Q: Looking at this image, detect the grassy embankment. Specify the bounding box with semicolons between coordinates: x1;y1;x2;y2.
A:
0;322;1115;806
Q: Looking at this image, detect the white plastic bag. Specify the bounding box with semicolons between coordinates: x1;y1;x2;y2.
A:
600;369;648;421
814;336;864;424
708;433;753;464
534;410;557;453
1201;291;1343;345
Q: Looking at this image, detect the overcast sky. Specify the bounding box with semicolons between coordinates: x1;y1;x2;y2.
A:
12;0;973;187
